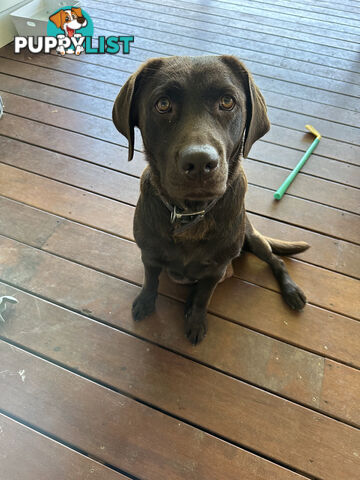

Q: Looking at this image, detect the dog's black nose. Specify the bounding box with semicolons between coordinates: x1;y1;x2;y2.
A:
77;16;86;24
179;145;219;177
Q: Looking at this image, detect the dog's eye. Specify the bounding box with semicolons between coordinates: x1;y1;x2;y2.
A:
156;97;172;113
65;16;70;21
220;95;235;110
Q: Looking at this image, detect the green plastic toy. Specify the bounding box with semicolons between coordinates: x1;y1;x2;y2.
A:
274;125;322;200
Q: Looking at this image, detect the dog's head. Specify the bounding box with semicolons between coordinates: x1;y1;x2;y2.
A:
49;8;87;36
113;55;270;202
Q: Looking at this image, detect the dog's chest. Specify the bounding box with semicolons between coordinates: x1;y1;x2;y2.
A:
161;239;231;284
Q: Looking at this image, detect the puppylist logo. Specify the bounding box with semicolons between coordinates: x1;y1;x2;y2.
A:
14;6;134;56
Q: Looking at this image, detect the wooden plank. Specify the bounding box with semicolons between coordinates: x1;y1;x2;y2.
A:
0;92;118;145
232;253;360;319
0;57;119;100
296;0;360;13
247;0;360;14
0;73;112;119
91;2;360;70
248;213;360;280
263;126;360;165
0;414;128;480
244;160;360;214
214;0;360;26
247;185;360;245
0;343;307;480
243;0;360;19
0;318;359;480
0;134;141;206
250;142;360;188
84;0;360;58
264;91;360;130
1;277;359;425
0;163;134;240
111;0;360;43
0;114;134;172
104;36;360;77
0;229;358;370
65;36;360;86
1;312;360;480
266;107;360;147
137;0;360;37
83;18;360;108
90;3;360;50
213;0;360;21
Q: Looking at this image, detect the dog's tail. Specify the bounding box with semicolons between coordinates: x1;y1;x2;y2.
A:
265;236;310;255
244;215;310;257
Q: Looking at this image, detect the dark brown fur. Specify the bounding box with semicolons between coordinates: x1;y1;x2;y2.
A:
113;55;309;344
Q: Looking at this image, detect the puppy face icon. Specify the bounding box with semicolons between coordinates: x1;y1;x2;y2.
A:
49;7;87;37
49;7;89;55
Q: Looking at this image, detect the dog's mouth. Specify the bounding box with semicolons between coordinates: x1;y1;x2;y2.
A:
161;161;228;205
167;184;227;205
66;26;75;37
177;179;227;201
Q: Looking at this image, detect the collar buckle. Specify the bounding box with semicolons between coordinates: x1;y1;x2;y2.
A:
170;205;206;224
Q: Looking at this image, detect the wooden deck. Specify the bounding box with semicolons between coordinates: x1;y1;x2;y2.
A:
0;0;359;478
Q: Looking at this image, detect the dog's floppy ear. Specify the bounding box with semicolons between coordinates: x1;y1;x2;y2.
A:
49;10;65;29
112;58;163;161
71;7;83;18
220;55;270;158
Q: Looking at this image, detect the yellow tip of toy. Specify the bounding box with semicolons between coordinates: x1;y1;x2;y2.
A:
305;124;322;139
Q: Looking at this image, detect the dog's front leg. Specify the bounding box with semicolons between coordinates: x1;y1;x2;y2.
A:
185;276;221;345
132;261;161;321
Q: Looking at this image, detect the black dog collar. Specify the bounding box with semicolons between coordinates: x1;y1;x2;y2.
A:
159;195;218;234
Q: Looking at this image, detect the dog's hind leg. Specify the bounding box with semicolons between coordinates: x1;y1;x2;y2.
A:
244;215;309;310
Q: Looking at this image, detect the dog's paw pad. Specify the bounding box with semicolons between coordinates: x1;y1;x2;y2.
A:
283;283;307;311
185;320;207;345
132;294;156;321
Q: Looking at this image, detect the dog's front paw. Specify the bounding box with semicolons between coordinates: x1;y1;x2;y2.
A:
185;312;208;345
132;292;156;321
282;281;307;311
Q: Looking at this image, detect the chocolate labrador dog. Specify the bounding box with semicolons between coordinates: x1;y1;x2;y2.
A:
113;55;309;344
